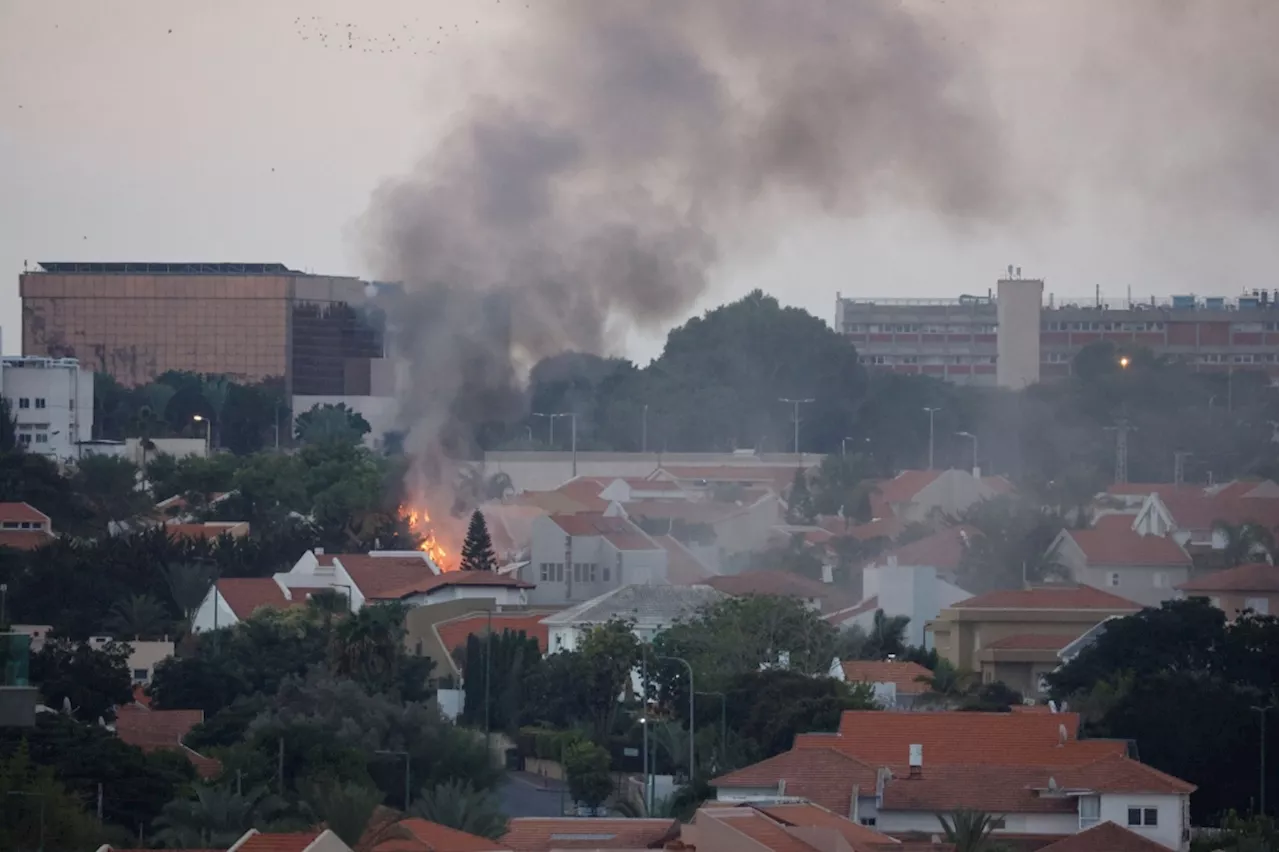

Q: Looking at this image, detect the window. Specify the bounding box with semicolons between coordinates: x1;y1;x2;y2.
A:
1153;572;1166;589
1079;796;1100;828
414;640;423;656
587;563;598;582
35;433;48;444
554;563;564;582
1108;572;1121;587
17;434;31;445
539;563;550;582
1128;808;1141;826
1128;807;1158;827
132;668;149;682
602;565;611;582
1245;597;1270;615
34;398;46;409
17;398;29;409
989;817;1006;829
859;818;877;827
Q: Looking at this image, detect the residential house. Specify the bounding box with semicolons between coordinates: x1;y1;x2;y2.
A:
410;605;555;678
691;803;912;852
852;528;977;646
501;817;680;851
523;512;667;605
621;493;781;568
164;520;251;541
13;629;175;687
869;469;1011;524
114;702;221;779
928;586;1141;696
711;709;1193;850
1129;481;1278;555
1035;821;1179;852
833;660;933;709
1176;562;1277;617
705;569;856;619
373;817;510;851
651;534;714;585
539;584;724;652
191;577;330;632
1054;515;1193;607
96;830;353;852
650;463;807;496
0;502;55;550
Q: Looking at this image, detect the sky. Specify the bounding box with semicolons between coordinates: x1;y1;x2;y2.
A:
1;0;1275;364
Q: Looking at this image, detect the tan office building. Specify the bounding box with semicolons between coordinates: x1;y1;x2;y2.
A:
20;262;385;395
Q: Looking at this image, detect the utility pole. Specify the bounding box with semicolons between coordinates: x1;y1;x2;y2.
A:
923;408;941;470
1105;419;1136;484
641;404;649;454
779;398;815;458
1173;451;1192;487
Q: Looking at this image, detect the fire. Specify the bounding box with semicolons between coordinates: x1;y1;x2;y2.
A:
401;505;454;571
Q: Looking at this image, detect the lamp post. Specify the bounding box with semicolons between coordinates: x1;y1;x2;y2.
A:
375;749;411;811
779;398;815;458
956;431;978;476
696;691;727;768
1250;701;1276;816
655;655;695;782
192;414;211;456
922;407;941;470
532;412;559;447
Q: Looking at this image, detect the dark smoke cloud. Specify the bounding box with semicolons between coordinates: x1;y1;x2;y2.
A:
362;1;1007;475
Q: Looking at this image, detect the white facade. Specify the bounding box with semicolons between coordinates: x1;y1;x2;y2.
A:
524;514;667;606
996;276;1044;390
81;437;207;465
858;563;971;648
874;810;1080;837
481;451;826;493
0;356;93;461
1098;792;1188;851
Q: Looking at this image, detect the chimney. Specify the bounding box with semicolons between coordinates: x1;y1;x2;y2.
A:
908;744;923;778
821;564;833;584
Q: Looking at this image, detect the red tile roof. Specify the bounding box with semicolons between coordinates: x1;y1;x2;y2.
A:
181;744;224;780
0;502;50;523
753;801;900;848
883;526;974;571
869;471;942;515
624;500;755;526
658;465;804;489
840;660;933;695
501;817;679;851
234;832;323;852
697;809;819;852
335;554;440;599
712;747;878;814
706;570;855;614
951;586;1141;611
1035;821;1172;852
0;530;55;550
1055;753;1196;794
793;710;1128;768
550;478;610;512
548;513;645;539
386;570;535;601
377;818;508;852
824;596;880;625
165;521;250;541
435;612;552;658
116;704;204;750
1065;526;1192;567
653;535;712;585
983;633;1078;651
1161;494;1279;534
216;578;301;620
601;530;661;551
1177;562;1278;593
881;764;1079;814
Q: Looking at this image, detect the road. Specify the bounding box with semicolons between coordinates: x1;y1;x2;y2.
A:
500;771;568;818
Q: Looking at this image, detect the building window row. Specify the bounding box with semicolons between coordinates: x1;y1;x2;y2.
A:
1232;322;1279;332
538;562;564;582
862;355;997;366
843;323;997;334
1043;321;1165;332
573;562;606;583
1199;353;1277;364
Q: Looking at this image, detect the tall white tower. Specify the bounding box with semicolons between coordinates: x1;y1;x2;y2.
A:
996;269;1044;390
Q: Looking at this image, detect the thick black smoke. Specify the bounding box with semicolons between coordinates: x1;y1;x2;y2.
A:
363;1;1008;474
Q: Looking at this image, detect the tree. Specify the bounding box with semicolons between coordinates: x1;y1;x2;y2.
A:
165;561;217;631
202;375;232;449
916;658;979;708
105;593;171;640
458;629;541;732
955;496;1067;592
30;637;133;722
785;468;816;524
410;779;509;840
936;809;1008;852
302;779;386;847
836;610;910;661
563;740;613;810
1213;522;1278;568
71;454;150;530
810;452;878;520
720;669;877;759
152;785;289;847
329;603;409;694
0;397;16;452
459;510;499;572
294;403;372;447
0;744;103;850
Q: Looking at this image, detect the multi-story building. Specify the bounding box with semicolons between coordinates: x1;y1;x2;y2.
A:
836;275;1280;387
20;261;386;395
0;356;93;460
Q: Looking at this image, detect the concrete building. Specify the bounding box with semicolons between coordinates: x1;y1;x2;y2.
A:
0;502;56;550
1177;562;1277;618
20;261;387;396
1055;515;1194;608
540;584;725;653
523;512;668;606
836;280;1280;387
0;356;92;460
855;561;972;648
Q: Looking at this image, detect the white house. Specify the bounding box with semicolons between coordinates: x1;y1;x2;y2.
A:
854;561;972;648
523;511;668;606
539;584;725;654
0;356;93;461
1054;515;1192;608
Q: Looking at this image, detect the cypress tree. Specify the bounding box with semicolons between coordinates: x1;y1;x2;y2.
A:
459;510;499;572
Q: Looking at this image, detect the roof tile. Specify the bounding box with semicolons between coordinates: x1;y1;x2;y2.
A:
706;570;855;614
0;502;51;523
0;530;55;550
1177;562;1278;593
377;818;508;851
753;801;900;848
435;612;552;657
840;660;933;695
950;585;1141;611
882;526;975;572
1055;753;1196;794
711;747;878;813
1065;526;1192;567
234;832;322;852
1161;494;1279;534
1035;821;1173;852
880;764;1079;814
501;817;679;851
335;554;440;599
216;578;302;620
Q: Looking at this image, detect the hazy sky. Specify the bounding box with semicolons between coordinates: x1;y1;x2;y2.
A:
1;0;1275;363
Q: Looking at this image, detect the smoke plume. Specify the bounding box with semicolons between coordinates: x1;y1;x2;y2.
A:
360;0;1276;494
363;1;1008;481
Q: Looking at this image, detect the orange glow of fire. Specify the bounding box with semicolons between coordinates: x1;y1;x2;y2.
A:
401;505;454;571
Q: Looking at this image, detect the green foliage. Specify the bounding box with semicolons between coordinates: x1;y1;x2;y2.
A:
0;397;16;453
810;453;878;519
29;637;133;722
936;809;1009;852
294;403;372;447
301;778;385;845
785;468;816;524
836;609;911;661
460;510;499;572
105;593;172;640
329;603;411;695
460;629;542;733
410;779;509;840
71;454;152;532
955;496;1067;592
720;669;877;760
0;743;103;850
1192;811;1279;852
563;739;613;809
523;621;641;742
152;784;290;847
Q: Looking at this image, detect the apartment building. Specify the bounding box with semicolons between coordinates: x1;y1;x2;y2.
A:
836;277;1279;387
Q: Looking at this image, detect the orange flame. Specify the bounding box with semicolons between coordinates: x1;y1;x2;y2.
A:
400;505;454;571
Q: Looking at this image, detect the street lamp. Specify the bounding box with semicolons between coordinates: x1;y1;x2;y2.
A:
696;691;727;769
1118;356;1130;369
779;398;815;458
192;414;211;456
533;413;577;476
956;431;978;476
374;749;411;811
923;407;941;470
532;412;559;447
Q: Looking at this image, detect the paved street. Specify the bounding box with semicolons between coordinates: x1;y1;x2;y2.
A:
500;771;568;818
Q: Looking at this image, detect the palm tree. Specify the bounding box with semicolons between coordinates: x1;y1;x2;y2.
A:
302;779;388;848
165;561;217;632
936;809;1009;852
916;659;979;708
1214;522;1277;567
409;779;508;840
152;785;288;847
329;604;404;691
105;593;170;640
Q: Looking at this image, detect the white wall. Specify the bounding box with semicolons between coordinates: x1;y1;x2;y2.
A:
124;640;175;683
191;587;240;633
863;564;971;648
402;586;528;607
1076;564;1188;608
481;451;825;493
996;277;1043;390
1099;793;1186;850
0;357;93;461
876;810;1079;837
